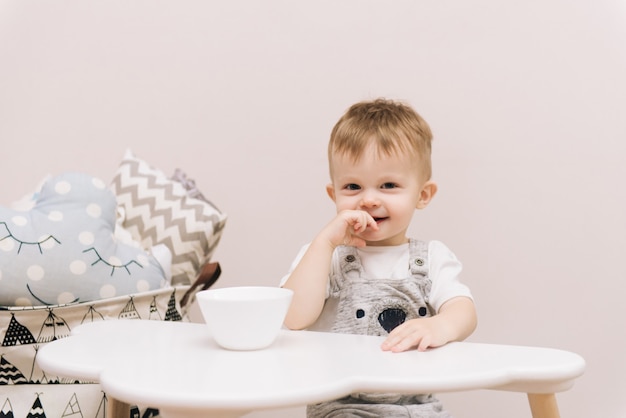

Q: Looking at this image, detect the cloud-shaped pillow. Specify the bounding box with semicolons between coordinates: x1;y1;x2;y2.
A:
0;172;167;306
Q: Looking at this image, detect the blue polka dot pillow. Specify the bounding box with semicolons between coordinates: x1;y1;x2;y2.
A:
0;172;167;306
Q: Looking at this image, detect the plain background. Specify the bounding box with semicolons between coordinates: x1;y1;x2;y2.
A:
1;1;625;417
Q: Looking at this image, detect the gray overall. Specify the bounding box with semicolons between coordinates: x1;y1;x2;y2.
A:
307;239;453;418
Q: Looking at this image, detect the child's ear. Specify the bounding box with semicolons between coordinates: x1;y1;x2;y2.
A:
416;181;437;209
326;184;336;202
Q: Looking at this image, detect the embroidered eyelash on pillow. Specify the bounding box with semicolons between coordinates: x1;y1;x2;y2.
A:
0;172;168;306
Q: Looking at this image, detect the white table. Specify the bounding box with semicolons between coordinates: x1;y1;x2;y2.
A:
37;320;584;418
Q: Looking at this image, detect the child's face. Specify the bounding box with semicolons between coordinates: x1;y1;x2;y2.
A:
327;144;435;246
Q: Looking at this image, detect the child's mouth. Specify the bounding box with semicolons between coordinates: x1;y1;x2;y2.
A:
374;217;388;224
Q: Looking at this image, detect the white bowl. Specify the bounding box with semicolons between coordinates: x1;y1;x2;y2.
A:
196;286;293;351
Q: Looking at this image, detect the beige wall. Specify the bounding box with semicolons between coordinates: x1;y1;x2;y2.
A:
1;1;625;417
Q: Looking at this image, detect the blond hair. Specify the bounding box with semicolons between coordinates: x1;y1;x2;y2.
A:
328;98;433;179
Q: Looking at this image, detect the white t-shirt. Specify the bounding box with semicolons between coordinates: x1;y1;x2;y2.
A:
281;240;472;314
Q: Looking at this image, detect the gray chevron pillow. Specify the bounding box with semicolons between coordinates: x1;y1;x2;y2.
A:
111;150;227;285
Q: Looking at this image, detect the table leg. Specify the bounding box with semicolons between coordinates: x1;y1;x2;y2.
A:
527;393;560;418
107;396;131;418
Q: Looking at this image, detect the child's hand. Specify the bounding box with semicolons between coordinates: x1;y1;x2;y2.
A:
381;297;477;353
380;317;448;353
320;209;378;248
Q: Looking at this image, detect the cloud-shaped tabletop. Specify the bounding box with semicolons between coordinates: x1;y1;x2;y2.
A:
0;172;167;306
37;321;586;417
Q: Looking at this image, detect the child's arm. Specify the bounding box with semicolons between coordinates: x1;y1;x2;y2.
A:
282;210;378;330
380;296;477;353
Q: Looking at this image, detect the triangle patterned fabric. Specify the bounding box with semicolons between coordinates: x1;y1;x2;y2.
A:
0;286;193;418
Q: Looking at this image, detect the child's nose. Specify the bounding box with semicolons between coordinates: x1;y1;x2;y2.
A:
359;193;381;208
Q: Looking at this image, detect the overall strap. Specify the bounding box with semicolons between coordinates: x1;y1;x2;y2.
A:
336;245;364;275
409;239;432;301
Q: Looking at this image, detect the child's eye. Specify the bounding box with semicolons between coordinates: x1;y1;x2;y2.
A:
381;182;398;189
345;183;361;191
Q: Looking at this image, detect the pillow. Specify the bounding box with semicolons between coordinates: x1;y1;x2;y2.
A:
0;172;168;306
111;150;227;285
